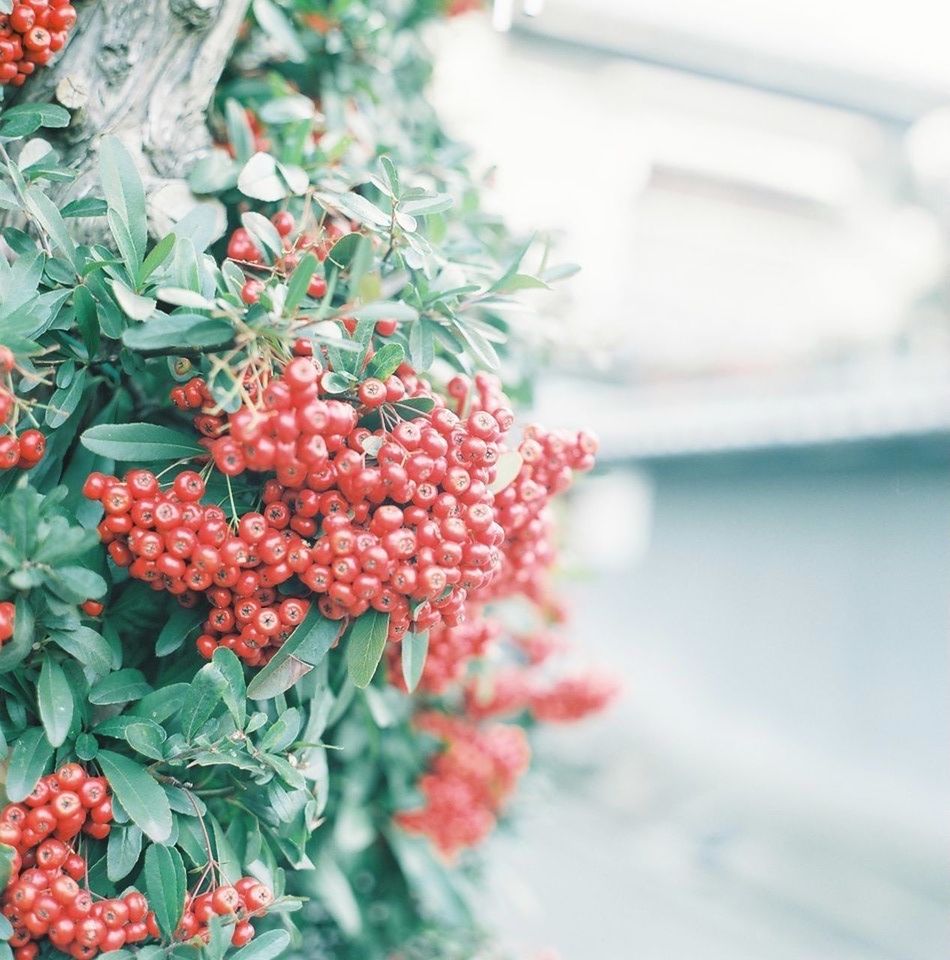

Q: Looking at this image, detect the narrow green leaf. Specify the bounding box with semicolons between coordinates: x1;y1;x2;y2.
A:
211;647;246;729
231;930;291;960
106;824;143;882
89;669;153;705
96;750;172;842
38;655;73;747
365;342;404;381
121;313;233;352
49;626;113;675
80;423;203;462
144;842;185;937
6;728;53;801
285;252;317;313
246;606;340;700
99;136;146;267
401;631;429;693
180;663;227;740
346;611;390;688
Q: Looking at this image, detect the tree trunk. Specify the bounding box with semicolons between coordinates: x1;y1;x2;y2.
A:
12;0;249;233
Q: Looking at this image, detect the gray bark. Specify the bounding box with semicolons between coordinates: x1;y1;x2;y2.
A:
12;0;249;233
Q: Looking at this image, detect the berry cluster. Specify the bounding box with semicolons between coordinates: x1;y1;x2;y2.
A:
226;211;351;304
464;668;618;724
0;764;155;960
206;361;509;642
394;712;529;859
176;877;273;948
0;348;45;472
0;0;77;88
82;468;313;665
0;600;14;644
474;423;596;604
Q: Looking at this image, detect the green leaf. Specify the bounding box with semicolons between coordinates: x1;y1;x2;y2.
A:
96;750;172;842
24;187;78;269
320;190;390;228
89;669;153;705
6;728;53;802
144;842;186;937
155;604;201;657
0;595;33;674
365;342;404;381
155;288;214;309
61;197;108;219
180;663;227;740
138;234;176;285
49;626;113;675
75;733;98;761
252;0;306;62
81;423;203;461
44;368;87;429
260;708;300;753
346;610;390;688
241;211;283;261
210;815;241;884
238;152;289;202
0;103;70;138
246;606;340;700
129;684;190;724
211;647;246;729
400;193;453;216
408;318;435;371
111;280;156;320
122;313;234;352
224;98;255;164
73;285;100;356
0;845;16;892
351;300;417;322
107;824;143;882
123;721;166;762
99;136;146;269
230;930;291;960
285;252;317;314
401;631;429;693
46;564;105;604
38;655;73;747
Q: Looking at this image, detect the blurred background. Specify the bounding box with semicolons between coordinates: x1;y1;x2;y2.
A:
425;3;950;958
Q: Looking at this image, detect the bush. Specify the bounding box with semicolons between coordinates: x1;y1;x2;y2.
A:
0;3;613;958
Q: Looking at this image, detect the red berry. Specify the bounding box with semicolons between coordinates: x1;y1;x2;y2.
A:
241;278;264;304
271;211;294;236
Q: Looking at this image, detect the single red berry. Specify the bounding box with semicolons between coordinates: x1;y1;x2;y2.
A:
271;211;294;236
80;599;103;617
241;278;264;305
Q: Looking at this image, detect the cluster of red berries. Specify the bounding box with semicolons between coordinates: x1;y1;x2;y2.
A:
464;667;619;724
226;211;351;305
474;423;596;605
0;600;14;644
176;877;273;948
0;348;45;472
82;468;315;665
0;0;77;87
0;763;156;960
201;361;510;643
394;712;529;859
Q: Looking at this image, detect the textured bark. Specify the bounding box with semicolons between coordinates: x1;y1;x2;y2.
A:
12;0;249;232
